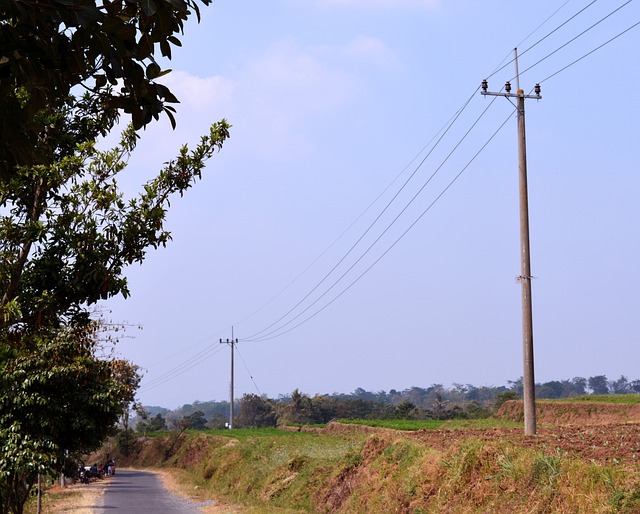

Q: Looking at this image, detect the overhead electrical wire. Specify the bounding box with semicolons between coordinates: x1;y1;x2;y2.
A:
515;0;635;82
489;0;600;80
139;344;226;392
229;111;468;333
246;110;516;343
538;19;640;84
137;0;637;390
243;89;479;341
245;93;502;342
144;330;226;369
243;0;637;344
135;91;483;387
235;344;262;396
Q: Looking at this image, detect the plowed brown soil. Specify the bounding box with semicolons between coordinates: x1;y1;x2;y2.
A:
320;400;640;467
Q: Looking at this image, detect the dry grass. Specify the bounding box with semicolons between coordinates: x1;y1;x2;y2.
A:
30;479;107;513
154;468;249;513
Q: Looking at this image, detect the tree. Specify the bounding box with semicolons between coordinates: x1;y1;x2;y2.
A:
278;389;320;425
536;380;565;399
0;322;140;513
0;1;229;511
147;413;168;432
0;0;212;175
235;394;277;429
136;413;167;433
395;401;417;420
588;375;610;395
571;377;588;396
508;377;524;397
182;411;207;430
0;110;228;511
611;375;631;395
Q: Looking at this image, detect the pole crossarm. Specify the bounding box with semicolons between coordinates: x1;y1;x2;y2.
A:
481;91;542;100
480;79;541;100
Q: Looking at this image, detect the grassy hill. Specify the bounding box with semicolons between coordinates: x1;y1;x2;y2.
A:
93;397;640;513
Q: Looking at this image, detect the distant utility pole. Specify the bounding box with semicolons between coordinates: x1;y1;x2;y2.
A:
220;328;238;429
481;48;541;436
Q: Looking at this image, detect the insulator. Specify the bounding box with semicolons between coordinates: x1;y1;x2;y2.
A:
505;81;511;93
481;79;488;92
534;83;541;95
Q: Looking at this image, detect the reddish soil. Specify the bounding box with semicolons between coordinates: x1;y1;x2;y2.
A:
498;399;640;426
319;401;640;467
407;424;640;466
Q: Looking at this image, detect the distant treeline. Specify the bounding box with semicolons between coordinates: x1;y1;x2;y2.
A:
134;374;639;432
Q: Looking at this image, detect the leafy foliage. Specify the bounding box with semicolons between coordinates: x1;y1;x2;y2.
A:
235;394;277;429
182;410;207;430
139;413;168;432
151;374;640;433
0;95;229;329
1;1;229;511
0;322;140;512
0;0;211;175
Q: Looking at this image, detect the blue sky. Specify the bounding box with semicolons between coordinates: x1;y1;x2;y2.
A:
102;0;640;408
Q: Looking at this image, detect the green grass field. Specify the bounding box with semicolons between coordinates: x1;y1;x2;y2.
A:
337;418;522;431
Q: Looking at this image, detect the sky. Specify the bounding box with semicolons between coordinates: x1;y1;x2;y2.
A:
100;0;640;409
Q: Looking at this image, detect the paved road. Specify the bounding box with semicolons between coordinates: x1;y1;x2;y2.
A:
96;469;205;513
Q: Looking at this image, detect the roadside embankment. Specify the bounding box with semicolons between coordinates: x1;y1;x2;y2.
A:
496;399;640;425
90;414;640;513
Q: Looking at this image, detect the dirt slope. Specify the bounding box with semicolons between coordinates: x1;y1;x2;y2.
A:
497;399;640;426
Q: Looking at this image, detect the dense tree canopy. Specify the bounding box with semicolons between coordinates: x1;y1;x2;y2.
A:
1;0;228;512
0;322;140;511
0;0;211;175
145;374;640;432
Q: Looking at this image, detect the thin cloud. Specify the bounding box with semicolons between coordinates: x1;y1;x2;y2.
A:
158;71;235;111
342;35;399;70
232;37;362;161
244;38;360;112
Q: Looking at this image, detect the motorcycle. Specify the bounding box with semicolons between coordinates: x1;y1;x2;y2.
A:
78;467;89;484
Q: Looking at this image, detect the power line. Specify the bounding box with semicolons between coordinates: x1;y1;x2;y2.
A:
235;344;262;396
139;344;226;392
242;3;633;344
246;101;510;342
144;330;225;368
515;0;635;81
488;0;600;80
246;110;516;343
136;1;638;390
539;19;640;84
244;90;479;341
244;91;493;341
228;114;460;333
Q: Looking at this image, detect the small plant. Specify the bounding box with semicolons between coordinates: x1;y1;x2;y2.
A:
608;485;640;513
532;453;562;492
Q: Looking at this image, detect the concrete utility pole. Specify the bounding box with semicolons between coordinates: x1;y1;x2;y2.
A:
220;329;238;429
481;48;541;436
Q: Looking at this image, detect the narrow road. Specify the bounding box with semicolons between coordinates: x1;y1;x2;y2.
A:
96;469;205;513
